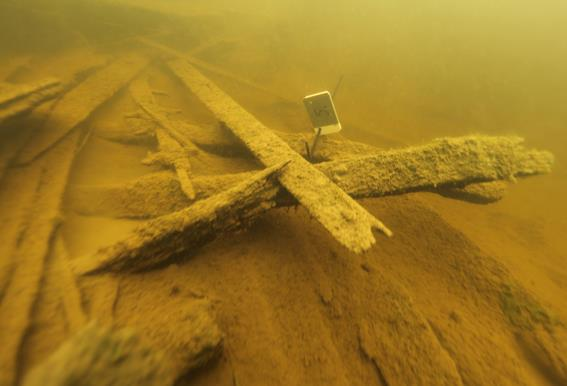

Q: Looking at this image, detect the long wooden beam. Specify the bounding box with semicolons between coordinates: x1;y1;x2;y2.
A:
73;162;288;274
166;58;391;253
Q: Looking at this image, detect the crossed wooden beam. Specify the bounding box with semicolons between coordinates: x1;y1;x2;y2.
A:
72;55;554;275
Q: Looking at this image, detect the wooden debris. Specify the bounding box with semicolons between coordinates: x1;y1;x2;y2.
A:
22;323;176;386
145;129;196;199
73;162;288;274
167;58;392;254
71;136;553;274
317;136;553;199
280;133;513;203
130;77;196;199
0;131;82;386
16;54;150;164
0;78;62;125
68;136;553;220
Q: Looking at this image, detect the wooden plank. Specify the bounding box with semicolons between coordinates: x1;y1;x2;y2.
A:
166;58;392;253
16;54;150;164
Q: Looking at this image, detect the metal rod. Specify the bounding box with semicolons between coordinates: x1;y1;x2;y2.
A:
309;127;323;160
332;75;344;98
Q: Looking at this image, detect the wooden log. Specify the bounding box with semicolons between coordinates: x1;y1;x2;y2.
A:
68;135;553;220
72;162;288;274
72;136;553;274
130;77;196;199
317;136;553;198
16;54;150;164
166;58;392;254
0;154;44;304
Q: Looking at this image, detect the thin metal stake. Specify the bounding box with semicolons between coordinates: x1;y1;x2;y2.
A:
309;127;322;160
332;75;344;98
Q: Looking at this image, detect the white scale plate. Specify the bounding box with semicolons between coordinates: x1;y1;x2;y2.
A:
303;91;342;135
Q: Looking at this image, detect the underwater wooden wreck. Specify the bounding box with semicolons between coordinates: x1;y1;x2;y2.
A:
0;41;562;386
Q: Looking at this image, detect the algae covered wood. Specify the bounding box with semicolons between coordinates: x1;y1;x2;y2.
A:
70;135;554;274
68;135;554;220
149;129;196;199
130;77;196;199
318;136;554;198
167;58;392;254
16;55;150;164
73;162;288;274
